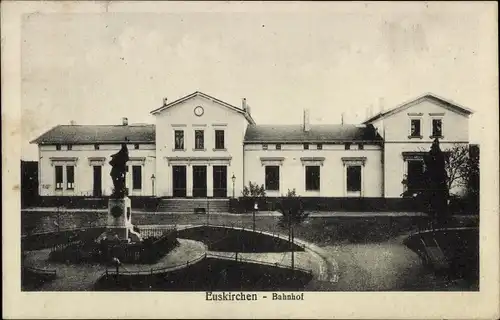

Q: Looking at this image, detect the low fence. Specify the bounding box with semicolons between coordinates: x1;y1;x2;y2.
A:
207;252;312;275
103;251;207;277
100;250;312;279
229;197;427;213
175;224;306;253
28;196;159;210
22;266;57;278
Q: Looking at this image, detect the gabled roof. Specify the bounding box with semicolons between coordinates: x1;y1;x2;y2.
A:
30;124;155;144
244;124;383;143
150;91;256;124
363;93;474;124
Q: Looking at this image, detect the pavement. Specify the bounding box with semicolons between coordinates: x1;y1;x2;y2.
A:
21;207;426;217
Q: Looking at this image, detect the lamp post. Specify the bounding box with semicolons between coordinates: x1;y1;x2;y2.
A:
231;174;236;198
151;174;156;196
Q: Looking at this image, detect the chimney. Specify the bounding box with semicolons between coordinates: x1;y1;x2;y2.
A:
341;112;344;125
303;109;310;132
163;97;168;106
70;120;76;125
122;117;128;126
378;97;385;114
242;98;247;111
246;103;251;115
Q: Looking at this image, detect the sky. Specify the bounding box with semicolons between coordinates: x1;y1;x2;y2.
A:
20;2;497;160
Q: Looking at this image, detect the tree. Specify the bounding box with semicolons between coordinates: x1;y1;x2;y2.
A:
278;189;308;226
423;138;449;224
444;144;471;193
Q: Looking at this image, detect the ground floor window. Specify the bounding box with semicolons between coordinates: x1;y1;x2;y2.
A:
346;165;362;192
305;166;320;191
132;165;142;190
66;165;75;190
265;166;280;191
55;165;63;190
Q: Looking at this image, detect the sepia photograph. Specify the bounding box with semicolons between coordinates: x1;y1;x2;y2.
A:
3;1;499;319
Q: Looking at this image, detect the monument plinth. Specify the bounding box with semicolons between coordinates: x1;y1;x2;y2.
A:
98;196;142;242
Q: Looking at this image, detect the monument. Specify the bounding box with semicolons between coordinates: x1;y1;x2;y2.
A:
98;143;142;242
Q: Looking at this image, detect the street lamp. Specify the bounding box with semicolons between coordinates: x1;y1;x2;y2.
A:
231;174;236;198
151;174;156;196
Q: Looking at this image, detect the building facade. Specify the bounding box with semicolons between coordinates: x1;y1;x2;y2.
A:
31;91;473;199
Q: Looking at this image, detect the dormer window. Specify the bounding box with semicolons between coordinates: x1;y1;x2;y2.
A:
432;119;443;137
410;119;421;138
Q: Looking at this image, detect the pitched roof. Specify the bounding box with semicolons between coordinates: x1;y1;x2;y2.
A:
244;124;383;143
150;91;256;124
363;93;474;124
30;124;155;144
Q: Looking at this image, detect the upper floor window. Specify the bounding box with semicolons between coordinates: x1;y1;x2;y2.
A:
174;130;184;150
263;144;268;150
94;144;100;150
195;130;204;150
317;144;323;150
358;144;364;150
410;119;421;137
432;119;443;137
67;144;73;150
55;165;63;190
276;144;282;150
265;166;280;191
305;166;320;191
215;130;225;149
56;144;61;151
134;144;140;150
345;143;351;150
303;143;310;150
66;165;75;190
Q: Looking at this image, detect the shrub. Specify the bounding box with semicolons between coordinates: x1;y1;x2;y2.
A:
241;181;266;198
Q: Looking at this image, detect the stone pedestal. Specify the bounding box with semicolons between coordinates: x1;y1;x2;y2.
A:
97;197;142;242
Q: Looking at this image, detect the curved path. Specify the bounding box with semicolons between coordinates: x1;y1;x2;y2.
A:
23;239;206;291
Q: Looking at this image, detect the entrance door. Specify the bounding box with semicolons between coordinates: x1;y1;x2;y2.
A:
172;166;187;197
192;166;207;198
93;166;102;197
213;165;227;198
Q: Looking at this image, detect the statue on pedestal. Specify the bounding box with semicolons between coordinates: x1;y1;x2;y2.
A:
109;143;129;198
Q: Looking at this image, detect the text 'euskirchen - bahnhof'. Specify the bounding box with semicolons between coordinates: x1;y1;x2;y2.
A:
205;292;305;301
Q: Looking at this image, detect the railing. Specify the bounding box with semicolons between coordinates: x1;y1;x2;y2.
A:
206;252;312;275
23;266;57;278
102;251;208;277
138;223;308;251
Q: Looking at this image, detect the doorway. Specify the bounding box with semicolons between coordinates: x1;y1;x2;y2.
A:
213;165;227;198
192;165;207;198
172;165;187;197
